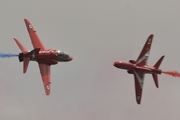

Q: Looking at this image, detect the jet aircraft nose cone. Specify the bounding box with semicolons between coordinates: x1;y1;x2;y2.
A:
113;61;119;67
69;56;73;61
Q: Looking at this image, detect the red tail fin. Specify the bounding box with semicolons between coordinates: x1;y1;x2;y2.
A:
14;38;30;73
14;38;28;54
154;55;165;69
152;74;158;88
152;55;165;88
23;57;30;73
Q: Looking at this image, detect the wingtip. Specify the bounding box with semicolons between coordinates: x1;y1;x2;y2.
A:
13;37;19;44
136;95;142;105
24;19;30;25
137;100;141;105
24;18;28;21
45;91;50;95
146;34;154;43
149;34;154;38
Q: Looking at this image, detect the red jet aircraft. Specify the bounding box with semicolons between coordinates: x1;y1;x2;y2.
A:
114;34;164;104
14;19;73;95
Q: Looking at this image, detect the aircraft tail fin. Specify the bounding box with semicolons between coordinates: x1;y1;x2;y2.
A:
153;55;165;69
14;38;28;54
23;57;30;73
152;74;159;88
14;38;30;73
152;55;165;88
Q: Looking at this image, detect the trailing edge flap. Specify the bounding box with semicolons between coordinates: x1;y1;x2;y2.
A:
23;57;30;73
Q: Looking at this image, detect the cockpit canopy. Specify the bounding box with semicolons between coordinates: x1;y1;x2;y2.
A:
57;50;70;60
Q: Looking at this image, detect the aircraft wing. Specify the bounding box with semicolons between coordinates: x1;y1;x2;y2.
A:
135;34;153;66
24;19;46;51
133;69;145;104
38;63;51;95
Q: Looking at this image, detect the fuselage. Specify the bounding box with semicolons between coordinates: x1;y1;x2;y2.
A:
19;49;73;65
114;61;162;74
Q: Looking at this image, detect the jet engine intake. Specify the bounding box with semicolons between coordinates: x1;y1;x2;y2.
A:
129;60;136;64
127;70;133;74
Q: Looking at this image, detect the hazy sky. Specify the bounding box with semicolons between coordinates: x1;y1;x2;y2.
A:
0;0;180;119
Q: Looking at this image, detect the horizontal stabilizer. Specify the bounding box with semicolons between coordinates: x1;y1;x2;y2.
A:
14;38;30;73
152;56;164;88
152;74;159;88
14;38;28;54
23;57;30;73
154;55;165;69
